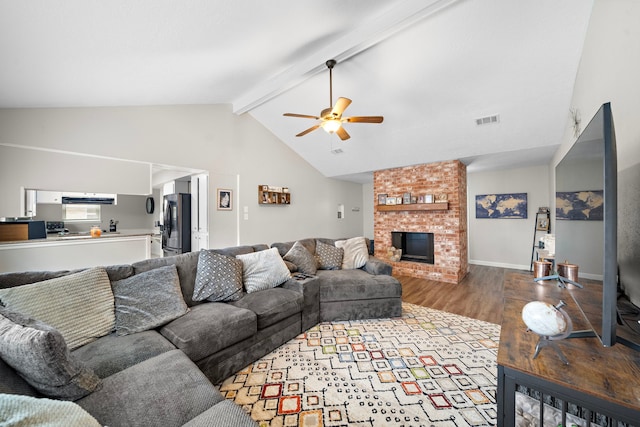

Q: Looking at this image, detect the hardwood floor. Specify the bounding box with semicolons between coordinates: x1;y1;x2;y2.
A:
397;264;528;325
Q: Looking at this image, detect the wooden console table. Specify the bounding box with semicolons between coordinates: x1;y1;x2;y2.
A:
497;272;640;426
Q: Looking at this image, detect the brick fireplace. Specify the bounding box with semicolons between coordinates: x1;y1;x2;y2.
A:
373;160;468;283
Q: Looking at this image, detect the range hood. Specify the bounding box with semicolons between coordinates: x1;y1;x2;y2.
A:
61;192;117;205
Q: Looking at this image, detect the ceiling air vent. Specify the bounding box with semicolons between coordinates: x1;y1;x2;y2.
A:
475;114;500;126
331;148;344;154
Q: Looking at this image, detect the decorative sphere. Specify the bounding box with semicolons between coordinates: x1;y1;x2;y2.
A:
522;301;568;337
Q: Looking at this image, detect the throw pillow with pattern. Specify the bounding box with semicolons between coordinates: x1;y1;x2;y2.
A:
283;241;317;275
315;240;344;270
193;250;243;302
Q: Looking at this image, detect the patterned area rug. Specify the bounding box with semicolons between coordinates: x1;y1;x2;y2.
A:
218;303;501;427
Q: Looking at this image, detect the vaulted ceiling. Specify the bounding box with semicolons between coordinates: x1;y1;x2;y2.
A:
0;0;594;182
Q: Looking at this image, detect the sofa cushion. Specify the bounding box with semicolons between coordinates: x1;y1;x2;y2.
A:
72;330;176;379
0;306;101;400
0;394;102;427
160;303;257;361
283;241;317;275
315;240;344;270
77;349;223;427
316;269;402;302
230;287;303;330
112;264;189;336
132;251;200;306
236;247;291;293
193;250;243;302
0;265;134;290
335;236;369;269
0;267;115;350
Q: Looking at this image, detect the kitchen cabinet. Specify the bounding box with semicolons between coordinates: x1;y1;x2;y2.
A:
37;191;62;204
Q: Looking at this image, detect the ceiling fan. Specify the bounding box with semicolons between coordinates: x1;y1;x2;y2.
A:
283;59;383;141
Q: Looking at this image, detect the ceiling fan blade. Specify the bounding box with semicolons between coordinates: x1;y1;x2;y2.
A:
336;126;350;141
344;116;384;123
331;97;352;117
296;124;320;137
284;113;320;119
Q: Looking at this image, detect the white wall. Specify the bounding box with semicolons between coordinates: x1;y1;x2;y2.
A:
0;105;365;248
552;0;640;306
467;165;550;269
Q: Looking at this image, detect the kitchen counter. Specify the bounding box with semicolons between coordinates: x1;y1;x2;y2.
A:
0;229;158;245
0;230;157;273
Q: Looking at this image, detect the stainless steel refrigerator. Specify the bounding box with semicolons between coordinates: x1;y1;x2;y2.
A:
162;193;191;257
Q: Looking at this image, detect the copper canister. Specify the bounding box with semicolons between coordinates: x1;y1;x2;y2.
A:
533;260;553;279
558;261;579;282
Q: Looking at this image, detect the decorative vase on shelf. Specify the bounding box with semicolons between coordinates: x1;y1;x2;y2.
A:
90;226;102;238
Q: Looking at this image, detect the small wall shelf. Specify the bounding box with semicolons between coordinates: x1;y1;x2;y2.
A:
376;202;448;212
258;185;290;205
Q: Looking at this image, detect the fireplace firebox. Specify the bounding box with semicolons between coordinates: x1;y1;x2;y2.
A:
391;232;434;264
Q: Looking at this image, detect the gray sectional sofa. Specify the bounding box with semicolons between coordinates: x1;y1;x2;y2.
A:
0;237;401;427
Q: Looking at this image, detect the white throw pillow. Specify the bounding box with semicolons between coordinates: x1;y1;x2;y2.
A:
0;267;115;350
335;237;369;270
236;248;291;293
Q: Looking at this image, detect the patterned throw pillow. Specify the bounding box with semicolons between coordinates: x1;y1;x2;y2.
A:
0;306;101;400
335;236;370;269
0;267;115;350
315;240;344;270
112;265;189;336
193;250;243;302
283;241;317;275
236;248;291;293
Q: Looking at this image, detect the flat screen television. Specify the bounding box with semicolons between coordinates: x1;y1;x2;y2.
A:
555;102;617;347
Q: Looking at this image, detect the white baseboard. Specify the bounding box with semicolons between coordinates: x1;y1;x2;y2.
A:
469;259;529;271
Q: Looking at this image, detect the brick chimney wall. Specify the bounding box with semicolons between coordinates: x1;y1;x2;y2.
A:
373;160;468;283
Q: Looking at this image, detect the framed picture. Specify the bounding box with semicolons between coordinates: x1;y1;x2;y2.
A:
403;192;411;204
536;216;549;231
411;196;417;204
436;193;448;202
377;194;387;205
475;193;527;219
396;197;403;205
418;195;424;203
556;190;603;220
217;188;232;210
386;197;396;205
424;194;434;204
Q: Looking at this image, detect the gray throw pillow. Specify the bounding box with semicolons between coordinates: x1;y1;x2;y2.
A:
236;248;291;293
0;267;115;350
192;250;243;302
315;240;344;270
0;306;101;400
112;265;189;336
283;241;317;275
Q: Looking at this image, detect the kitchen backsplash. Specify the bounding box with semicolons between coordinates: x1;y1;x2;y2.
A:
34;194;158;232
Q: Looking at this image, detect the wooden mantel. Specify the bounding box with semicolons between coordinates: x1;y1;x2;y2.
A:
376;202;449;212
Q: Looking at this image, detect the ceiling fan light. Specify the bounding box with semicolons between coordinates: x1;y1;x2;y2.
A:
322;119;342;133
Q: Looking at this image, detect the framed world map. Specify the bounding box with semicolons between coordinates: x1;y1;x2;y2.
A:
556;190;603;220
475;193;527;219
